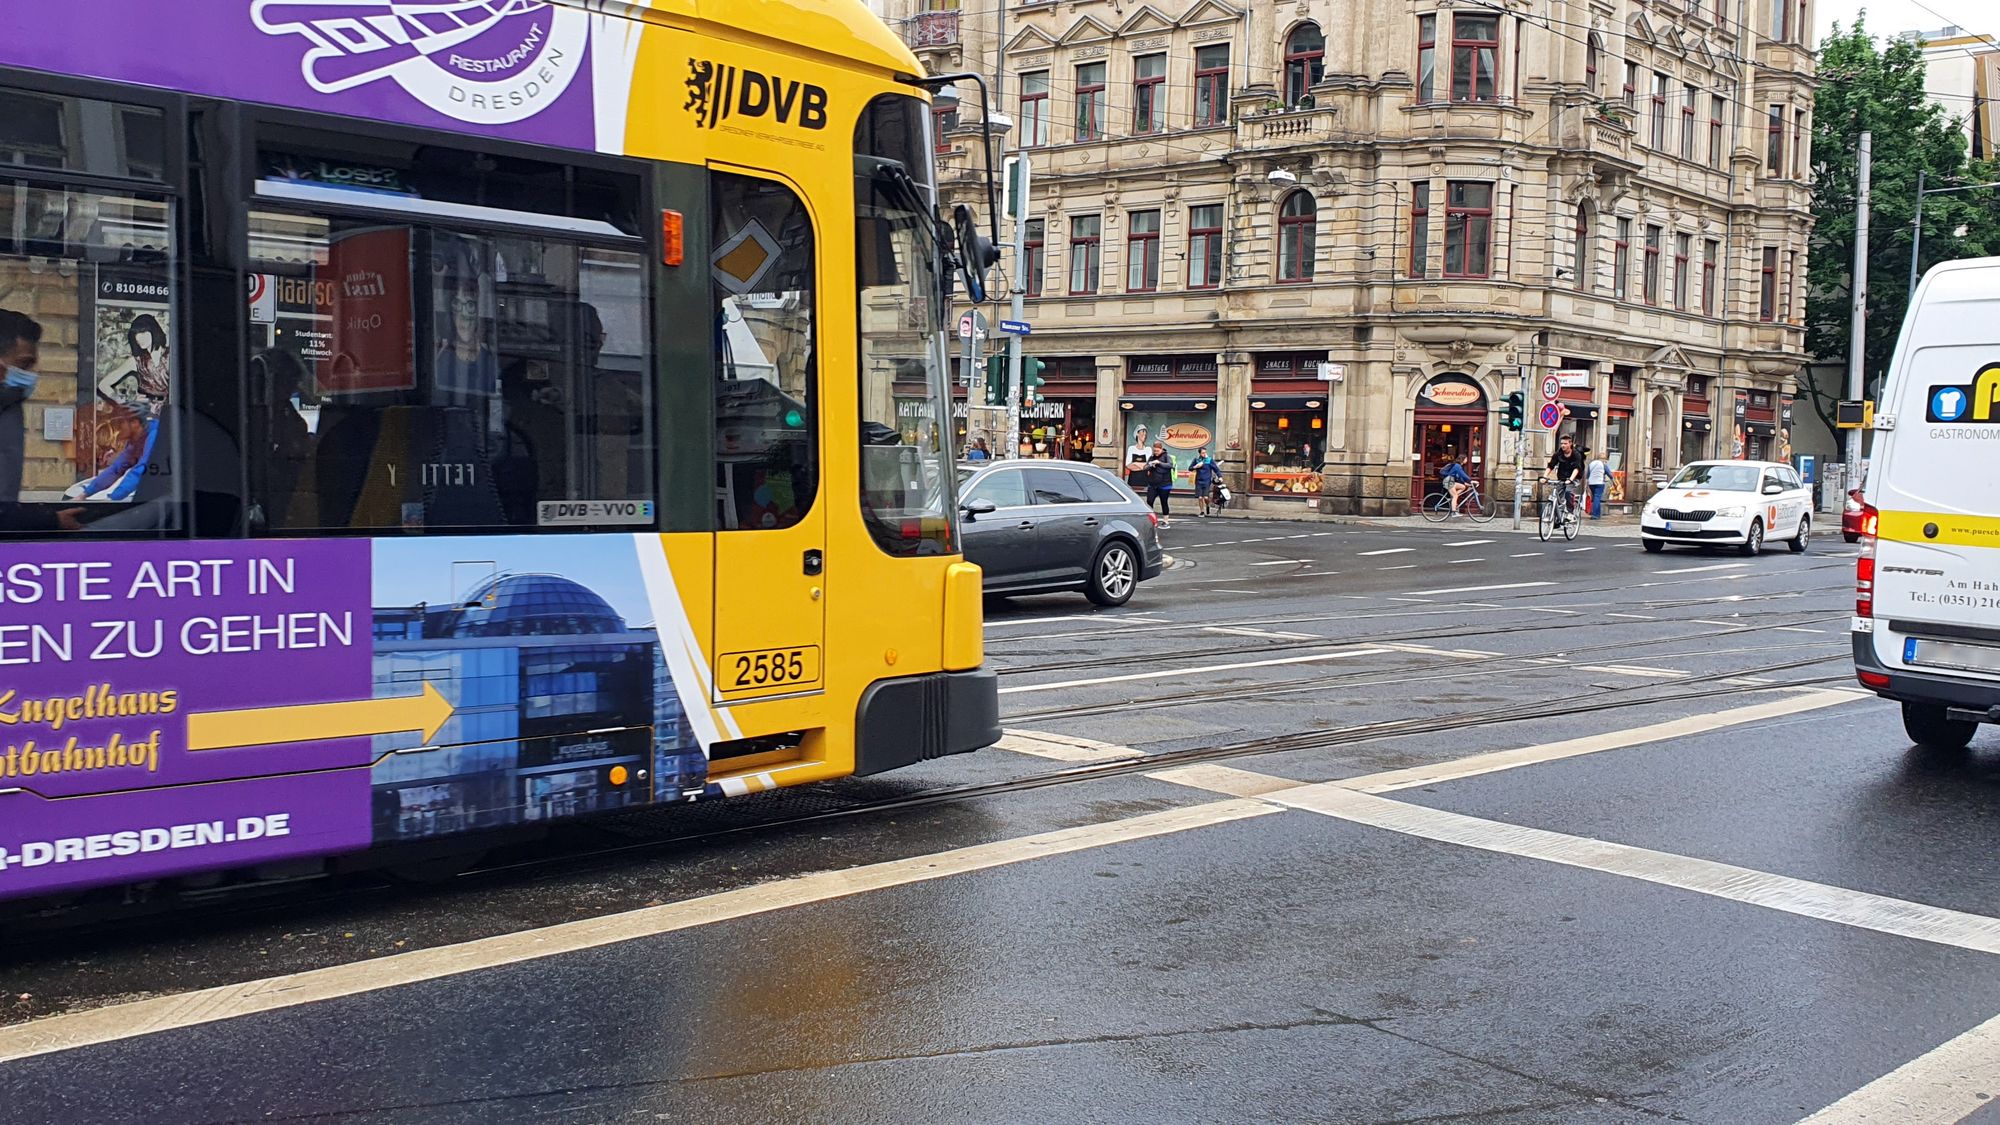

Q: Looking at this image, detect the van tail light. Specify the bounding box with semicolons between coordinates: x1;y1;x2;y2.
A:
1858;670;1892;689
1856;502;1879;617
1148;512;1160;528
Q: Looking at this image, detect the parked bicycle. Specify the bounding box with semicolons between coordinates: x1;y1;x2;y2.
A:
1420;479;1498;523
1536;478;1583;542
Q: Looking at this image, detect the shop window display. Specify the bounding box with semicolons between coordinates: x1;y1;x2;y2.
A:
1250;410;1324;495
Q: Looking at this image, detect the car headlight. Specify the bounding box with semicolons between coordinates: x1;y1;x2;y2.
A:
1715;505;1745;517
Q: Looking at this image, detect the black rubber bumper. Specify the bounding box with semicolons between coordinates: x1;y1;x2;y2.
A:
853;668;1000;776
1852;633;2000;713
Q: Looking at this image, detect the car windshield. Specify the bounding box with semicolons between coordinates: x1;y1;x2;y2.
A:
1668;464;1760;491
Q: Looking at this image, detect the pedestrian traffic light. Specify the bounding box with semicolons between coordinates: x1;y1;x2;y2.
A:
985;354;1007;406
1022;356;1046;407
1503;391;1525;431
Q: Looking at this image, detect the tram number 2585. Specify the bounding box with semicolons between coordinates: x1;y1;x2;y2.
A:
720;646;821;691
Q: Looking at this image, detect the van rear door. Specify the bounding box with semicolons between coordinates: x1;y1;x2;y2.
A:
1867;260;2000;690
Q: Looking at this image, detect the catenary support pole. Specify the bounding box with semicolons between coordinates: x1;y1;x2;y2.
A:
1845;132;1872;478
1907;168;1925;302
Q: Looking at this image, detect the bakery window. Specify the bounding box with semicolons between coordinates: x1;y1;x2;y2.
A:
1249;402;1326;496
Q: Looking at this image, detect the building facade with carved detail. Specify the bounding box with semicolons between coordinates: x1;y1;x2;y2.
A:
888;0;1817;513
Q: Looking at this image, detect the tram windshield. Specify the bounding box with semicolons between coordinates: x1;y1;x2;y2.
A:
855;93;956;556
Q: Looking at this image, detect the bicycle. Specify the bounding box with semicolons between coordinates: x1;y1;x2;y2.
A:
1420;480;1498;524
1536;478;1583;542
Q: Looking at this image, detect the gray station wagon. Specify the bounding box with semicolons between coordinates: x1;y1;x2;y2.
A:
956;461;1166;606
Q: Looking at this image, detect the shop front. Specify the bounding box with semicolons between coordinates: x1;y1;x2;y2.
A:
1409;374;1488;508
1602;368;1636;506
1034;356;1100;462
1730;390;1748;459
1249;353;1331;501
1681;379;1712;465
1121;397;1217;490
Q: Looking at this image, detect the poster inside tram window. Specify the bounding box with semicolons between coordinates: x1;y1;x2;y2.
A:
66;270;173;504
318;227;417;395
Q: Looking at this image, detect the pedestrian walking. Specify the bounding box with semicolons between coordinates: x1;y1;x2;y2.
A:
1191;446;1221;517
1585;450;1609;519
1125;425;1151;489
965;437;990;462
1145;440;1176;527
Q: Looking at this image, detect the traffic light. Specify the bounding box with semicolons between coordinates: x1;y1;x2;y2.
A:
1022;356;1046;407
1502;391;1525;431
985;354;1007;406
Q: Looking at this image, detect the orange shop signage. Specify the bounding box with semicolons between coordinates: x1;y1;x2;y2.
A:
1161;423;1212;449
1419;378;1484;408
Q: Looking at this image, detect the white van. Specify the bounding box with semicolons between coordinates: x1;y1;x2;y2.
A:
1854;256;2000;751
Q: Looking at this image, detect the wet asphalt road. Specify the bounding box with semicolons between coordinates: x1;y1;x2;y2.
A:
4;515;2000;1124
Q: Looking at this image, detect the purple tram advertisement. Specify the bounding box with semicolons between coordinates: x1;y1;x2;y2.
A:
0;535;706;899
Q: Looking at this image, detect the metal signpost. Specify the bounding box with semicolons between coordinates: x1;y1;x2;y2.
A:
1002;155;1031;458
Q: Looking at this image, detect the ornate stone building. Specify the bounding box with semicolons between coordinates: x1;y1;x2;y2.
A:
893;0;1818;513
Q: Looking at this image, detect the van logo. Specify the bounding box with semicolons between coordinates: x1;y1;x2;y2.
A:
1925;363;2000;423
251;0;589;125
685;58;828;131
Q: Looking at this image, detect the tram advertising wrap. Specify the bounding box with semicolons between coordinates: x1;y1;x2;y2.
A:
0;536;706;898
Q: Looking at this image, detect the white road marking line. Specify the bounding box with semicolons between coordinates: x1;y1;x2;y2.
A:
1655;563;1751;575
1606;613;1657;621
1510;552;1539;558
1338;689;1856;793
1313;532;1336;537
1358;547;1415;556
1379;642;1505;659
1797;1010;2000;1124
998;648;1391;694
1444;539;1495;547
986;614;1165;629
1776;626;1826;634
1147;763;1308;799
1203;626;1321;641
1403;581;1555;597
1287;534;1312;539
994;730;1144;762
1378;565;1419;571
0;799;1278;1065
1448;558;1486;565
1692;619;1748;628
1249;559;1311;566
1572;664;1690;680
1565;547;1595;553
1273;785;2000;958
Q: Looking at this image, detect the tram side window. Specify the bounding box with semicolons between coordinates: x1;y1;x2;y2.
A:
711;173;818;531
0;183;184;537
243;211;654;534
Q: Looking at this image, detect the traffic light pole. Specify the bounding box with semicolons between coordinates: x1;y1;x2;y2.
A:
1003;178;1027;458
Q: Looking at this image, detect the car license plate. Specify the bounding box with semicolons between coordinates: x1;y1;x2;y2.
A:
1665;521;1700;533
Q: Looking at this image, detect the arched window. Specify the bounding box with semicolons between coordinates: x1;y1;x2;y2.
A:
1284;23;1326;107
1585;33;1601;96
1573;202;1593;292
1278;191;1316;282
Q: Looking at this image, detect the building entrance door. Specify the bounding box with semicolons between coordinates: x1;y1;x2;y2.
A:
1410;418;1485;509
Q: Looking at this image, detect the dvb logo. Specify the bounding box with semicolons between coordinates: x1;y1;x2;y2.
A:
685;59;828;131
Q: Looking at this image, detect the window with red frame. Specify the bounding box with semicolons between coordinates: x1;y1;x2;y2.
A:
1416;16;1438;102
1585;34;1600;96
1758;246;1778;320
1786;250;1799;323
1022;219;1045;298
1069;214;1100;295
1623;62;1638;109
1126;210;1161;292
1792;109;1807;178
1643;224;1662;305
1650;73;1669;148
931;103;957;154
1188;204;1223;289
1613;217;1631;299
1702;238;1719;315
1681;83;1697;158
1285;23;1326;107
1074;62;1106;142
1766;104;1784;174
1195;45;1230;126
1278;191;1316;282
1021;70;1049;146
1673;232;1691;310
1451;14;1500;103
1442;181;1492;278
1133;54;1166;134
1710;94;1726;168
1410;183;1431;278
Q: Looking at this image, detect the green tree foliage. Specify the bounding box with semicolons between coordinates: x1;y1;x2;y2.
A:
1803;19;2000;439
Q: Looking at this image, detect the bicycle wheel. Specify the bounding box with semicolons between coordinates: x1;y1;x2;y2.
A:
1561;500;1580;541
1536;498;1555;541
1468;488;1498;523
1420;492;1451;523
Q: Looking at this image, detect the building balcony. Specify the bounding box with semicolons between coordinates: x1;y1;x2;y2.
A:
906;10;959;49
1240;104;1343;149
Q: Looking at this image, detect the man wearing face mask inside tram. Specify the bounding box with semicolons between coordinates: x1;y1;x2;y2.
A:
0;309;84;533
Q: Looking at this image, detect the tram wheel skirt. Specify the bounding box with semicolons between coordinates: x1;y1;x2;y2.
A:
854;669;1000;775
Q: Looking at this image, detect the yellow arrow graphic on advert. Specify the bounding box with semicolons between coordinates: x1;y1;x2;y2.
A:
185;683;456;752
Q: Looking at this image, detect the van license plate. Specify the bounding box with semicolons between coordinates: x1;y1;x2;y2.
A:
1905;638;2000;676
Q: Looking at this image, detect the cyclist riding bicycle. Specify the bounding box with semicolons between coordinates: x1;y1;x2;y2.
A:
1438;454;1473;514
1544;433;1585;519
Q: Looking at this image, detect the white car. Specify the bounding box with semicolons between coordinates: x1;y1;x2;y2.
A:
1640;460;1814;555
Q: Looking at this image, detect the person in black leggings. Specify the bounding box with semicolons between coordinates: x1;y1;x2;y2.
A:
1145;440;1176;527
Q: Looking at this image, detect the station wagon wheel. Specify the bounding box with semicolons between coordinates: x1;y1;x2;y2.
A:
1789;515;1810;553
1739;518;1764;556
1086;541;1138;606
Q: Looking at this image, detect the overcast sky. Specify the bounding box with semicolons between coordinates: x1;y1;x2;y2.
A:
1817;0;1994;38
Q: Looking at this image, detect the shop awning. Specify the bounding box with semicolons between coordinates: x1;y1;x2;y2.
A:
1563;404;1601;420
1683;417;1712;432
1121;398;1214;412
1248;396;1328;411
1744;421;1776;436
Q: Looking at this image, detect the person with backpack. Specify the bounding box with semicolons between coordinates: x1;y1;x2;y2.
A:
1145;440;1176;528
1191;446;1222;517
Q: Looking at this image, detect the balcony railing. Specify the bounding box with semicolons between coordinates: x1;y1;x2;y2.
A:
907;11;959;48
